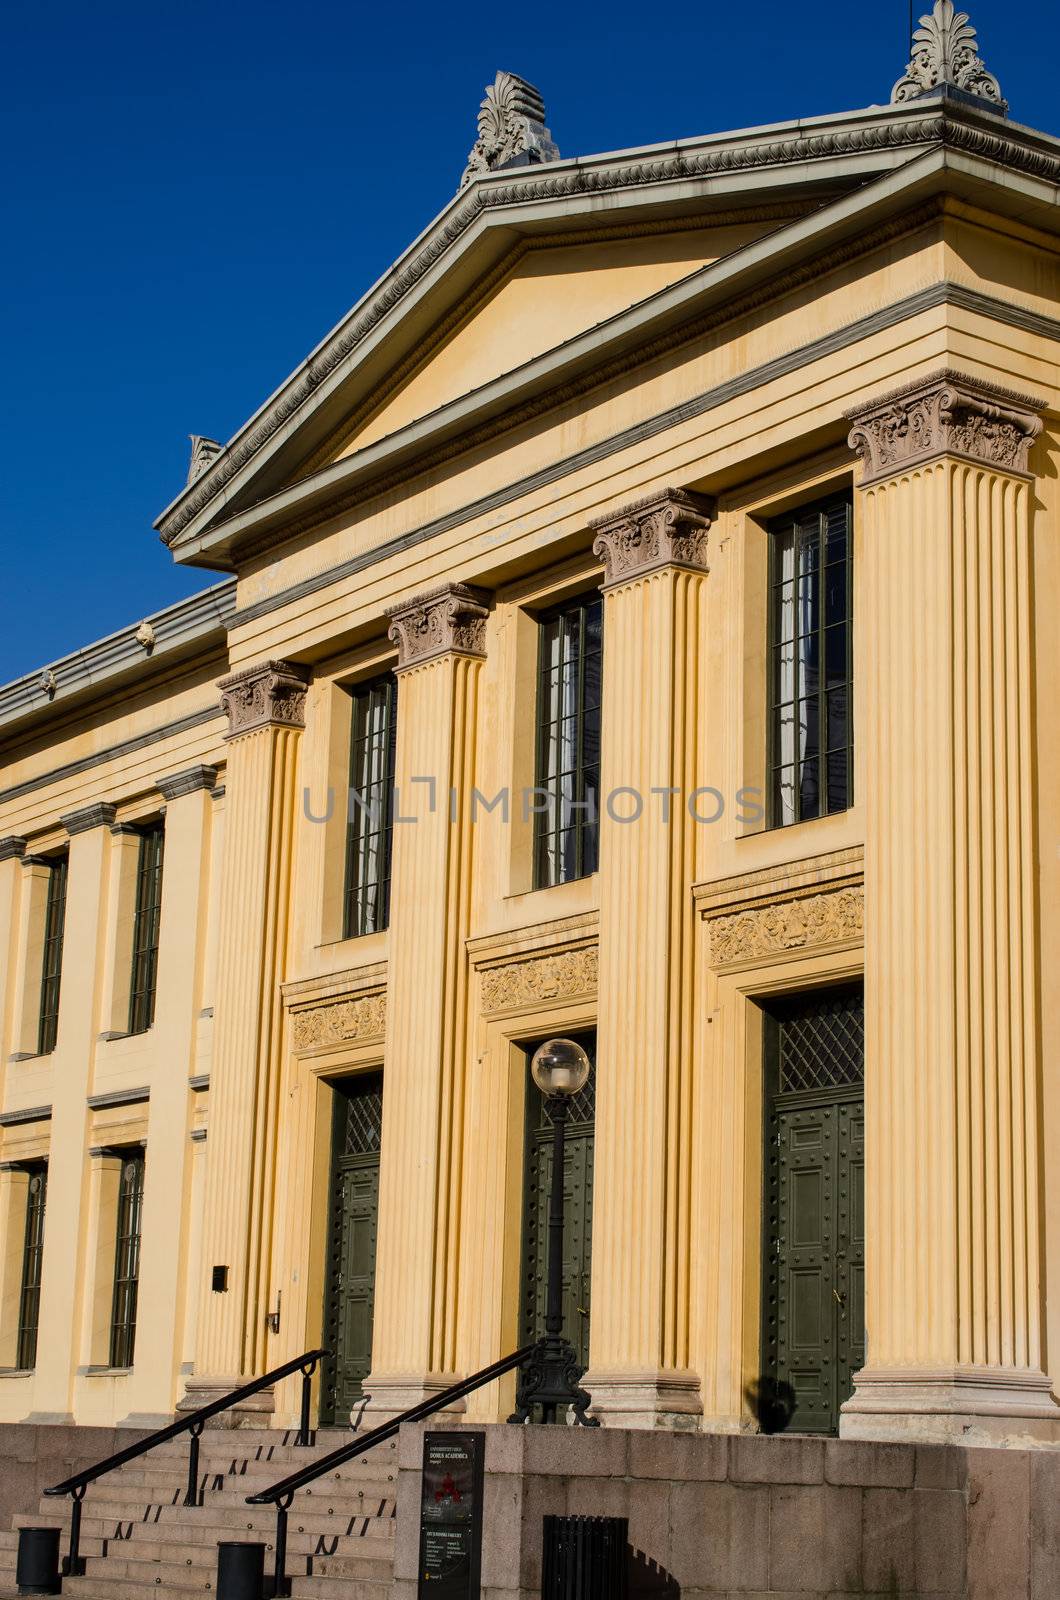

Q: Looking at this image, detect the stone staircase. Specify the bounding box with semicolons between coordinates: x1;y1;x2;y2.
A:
0;1428;397;1598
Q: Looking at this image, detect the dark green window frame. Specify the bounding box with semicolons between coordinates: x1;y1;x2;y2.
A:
37;853;68;1055
768;495;853;828
344;675;398;939
533;592;603;889
128;823;164;1035
16;1165;47;1371
110;1152;145;1370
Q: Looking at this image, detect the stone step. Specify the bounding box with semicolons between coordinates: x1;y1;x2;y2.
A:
114;1461;397;1492
14;1500;395;1544
83;1524;393;1565
80;1548;394;1586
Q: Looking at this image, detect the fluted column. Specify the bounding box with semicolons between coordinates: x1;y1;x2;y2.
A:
584;488;713;1428
366;583;490;1416
843;370;1057;1441
183;660;308;1420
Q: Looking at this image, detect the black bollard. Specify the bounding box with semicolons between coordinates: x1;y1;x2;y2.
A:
16;1527;61;1596
216;1540;266;1600
541;1515;628;1599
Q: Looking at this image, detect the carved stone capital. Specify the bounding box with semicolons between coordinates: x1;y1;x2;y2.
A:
217;660;309;740
590;488;715;588
157;764;219;801
62;802;117;836
847;369;1043;486
386;583;492;671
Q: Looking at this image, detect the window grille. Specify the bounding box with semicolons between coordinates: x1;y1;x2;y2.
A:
110;1153;145;1369
16;1166;47;1370
769;496;853;827
772;987;864;1097
339;1073;384;1157
37;854;68;1055
534;593;603;888
128;824;164;1034
344;677;397;938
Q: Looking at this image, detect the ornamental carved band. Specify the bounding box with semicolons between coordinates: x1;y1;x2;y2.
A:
480;945;598;1014
847;369;1043;487
590;488;715;587
386;583;493;670
218;659;310;739
291;991;387;1052
707;886;864;968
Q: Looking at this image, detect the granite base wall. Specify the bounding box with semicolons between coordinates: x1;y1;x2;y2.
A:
393;1424;1060;1600
0;1423;151;1530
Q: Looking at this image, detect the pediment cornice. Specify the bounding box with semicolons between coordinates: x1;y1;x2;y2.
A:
155;96;1060;566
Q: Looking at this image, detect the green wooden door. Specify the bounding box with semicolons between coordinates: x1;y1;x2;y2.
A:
520;1034;595;1373
321;1073;383;1425
763;988;864;1435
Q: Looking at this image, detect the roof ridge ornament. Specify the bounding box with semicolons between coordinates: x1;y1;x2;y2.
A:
460;70;560;187
187;435;223;486
891;0;1007;114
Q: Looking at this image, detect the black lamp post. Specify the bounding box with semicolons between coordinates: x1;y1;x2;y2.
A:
509;1038;599;1426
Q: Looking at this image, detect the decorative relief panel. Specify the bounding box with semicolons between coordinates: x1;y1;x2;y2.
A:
847;369;1042;486
291;991;387;1052
480;945;598;1014
218;659;310;739
590;487;715;587
706;885;864;968
386;583;492;670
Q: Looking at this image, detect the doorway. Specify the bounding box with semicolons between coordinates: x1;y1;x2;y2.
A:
519;1031;596;1374
761;985;864;1435
320;1072;383;1425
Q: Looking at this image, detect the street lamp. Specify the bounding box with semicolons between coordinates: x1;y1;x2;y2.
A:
509;1039;599;1426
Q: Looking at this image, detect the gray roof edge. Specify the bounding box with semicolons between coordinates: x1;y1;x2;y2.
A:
157;94;1056;550
0;579;236;735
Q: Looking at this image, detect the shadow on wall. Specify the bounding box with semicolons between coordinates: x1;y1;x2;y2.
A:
744;1375;796;1435
629;1544;680;1597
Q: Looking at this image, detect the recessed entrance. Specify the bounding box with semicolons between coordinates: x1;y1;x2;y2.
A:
761;985;864;1435
519;1031;596;1374
320;1072;383;1426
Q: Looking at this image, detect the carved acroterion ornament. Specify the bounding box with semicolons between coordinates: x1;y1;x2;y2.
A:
460;71;560;187
187;435;223;485
891;0;1007;112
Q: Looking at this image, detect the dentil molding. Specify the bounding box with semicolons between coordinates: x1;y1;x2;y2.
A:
217;660;310;739
290;991;387;1053
386;583;492;670
479;944;598;1015
590;488;715;587
847;369;1043;485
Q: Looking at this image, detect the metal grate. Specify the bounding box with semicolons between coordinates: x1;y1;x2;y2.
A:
775;988;864;1096
341;1075;384;1156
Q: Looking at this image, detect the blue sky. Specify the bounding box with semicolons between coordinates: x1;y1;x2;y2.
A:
0;0;1053;686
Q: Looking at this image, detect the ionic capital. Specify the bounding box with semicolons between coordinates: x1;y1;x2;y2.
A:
589;487;715;588
847;369;1043;487
218;660;309;740
386;583;493;671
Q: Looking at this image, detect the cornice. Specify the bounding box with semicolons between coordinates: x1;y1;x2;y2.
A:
847;367;1043;483
158;98;1060;553
62;802;117;836
156;764;219;801
386;583;493;670
590;487;715;587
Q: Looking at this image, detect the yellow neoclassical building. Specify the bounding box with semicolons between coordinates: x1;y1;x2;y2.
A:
2;12;1059;1449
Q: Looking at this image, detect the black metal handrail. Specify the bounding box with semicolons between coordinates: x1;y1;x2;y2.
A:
247;1343;537;1598
44;1347;327;1577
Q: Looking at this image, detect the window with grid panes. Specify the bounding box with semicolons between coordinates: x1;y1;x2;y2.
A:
534;593;603;888
110;1152;144;1369
37;853;68;1055
128;823;164;1034
344;676;397;938
16;1166;47;1370
769;496;853;827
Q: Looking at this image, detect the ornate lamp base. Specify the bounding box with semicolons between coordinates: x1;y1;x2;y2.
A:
508;1335;600;1426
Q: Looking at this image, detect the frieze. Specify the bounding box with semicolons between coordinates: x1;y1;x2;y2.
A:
291;991;387;1052
386;583;492;670
480;945;598;1014
707;885;864;968
590;488;715;587
847;369;1042;485
218;660;309;739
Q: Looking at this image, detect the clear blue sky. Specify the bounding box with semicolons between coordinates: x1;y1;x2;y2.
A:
1;0;1053;685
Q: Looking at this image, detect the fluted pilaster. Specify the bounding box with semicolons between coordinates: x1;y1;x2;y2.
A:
584;488;713;1428
844;373;1056;1441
